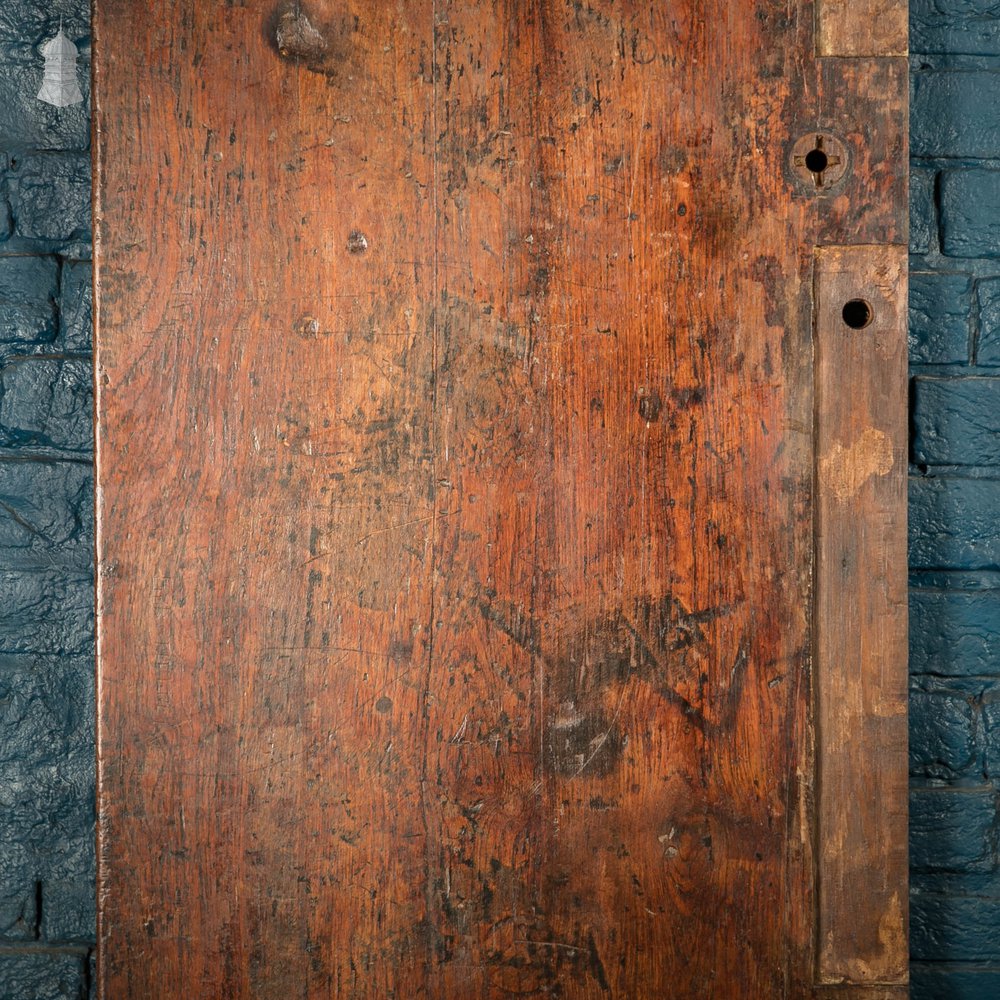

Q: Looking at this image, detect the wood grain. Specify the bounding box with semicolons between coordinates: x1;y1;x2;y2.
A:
816;0;909;57
92;1;908;996
814;246;909;986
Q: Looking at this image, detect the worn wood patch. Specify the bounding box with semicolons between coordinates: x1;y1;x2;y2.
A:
816;0;909;57
814;245;909;986
92;1;908;996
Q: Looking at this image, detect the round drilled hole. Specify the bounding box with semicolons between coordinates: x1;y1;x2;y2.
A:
804;148;828;174
842;299;873;329
789;132;849;191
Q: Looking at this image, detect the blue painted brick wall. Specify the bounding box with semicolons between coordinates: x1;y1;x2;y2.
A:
0;2;94;998
910;3;1000;997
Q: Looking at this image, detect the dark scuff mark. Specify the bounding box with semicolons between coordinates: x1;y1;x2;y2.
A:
658;143;688;175
671;384;705;409
477;595;542;655
547;703;623;778
346;230;369;254
637;389;662;421
275;7;327;61
480;592;745;776
587;930;611;991
749;254;787;330
717;641;749;732
603;154;624;175
295;314;321;339
265;1;352;78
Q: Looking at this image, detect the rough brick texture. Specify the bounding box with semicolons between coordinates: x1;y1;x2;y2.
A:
912;376;1000;465
912;965;1000;1000
913;75;1000;159
940;169;1000;258
0;952;90;1000
910;271;972;363
911;589;1000;676
911;0;1000;56
910;5;1000;996
0;0;94;995
910;477;1000;569
911;787;997;872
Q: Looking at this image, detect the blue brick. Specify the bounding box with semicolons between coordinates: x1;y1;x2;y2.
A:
911;787;997;873
910;476;1000;569
0;257;58;348
912;0;1000;56
977;277;1000;366
57;259;90;352
913;889;1000;960
0;0;94;989
911;588;1000;676
911;167;938;256
0;461;93;571
981;697;1000;781
913;72;1000;159
0;660;94;788
0;462;93;604
36;833;94;942
0;358;92;452
910;689;980;779
941;170;1000;258
0;70;89;160
910;271;972;364
0;834;37;939
912;377;1000;466
0;953;88;1000
0;1;90;42
0;572;92;657
0;778;95;944
912;964;1000;1000
0;4;90;154
0;658;94;943
7;154;91;246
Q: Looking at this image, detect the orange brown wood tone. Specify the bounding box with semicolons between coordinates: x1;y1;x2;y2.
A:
91;1;908;998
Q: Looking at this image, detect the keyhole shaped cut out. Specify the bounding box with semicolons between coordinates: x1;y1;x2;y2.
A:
790;132;849;191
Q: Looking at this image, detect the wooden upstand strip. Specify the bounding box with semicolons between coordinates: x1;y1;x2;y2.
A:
814;245;909;987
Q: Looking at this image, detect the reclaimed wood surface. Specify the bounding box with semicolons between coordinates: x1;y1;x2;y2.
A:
815;246;909;985
92;1;908;996
816;0;909;57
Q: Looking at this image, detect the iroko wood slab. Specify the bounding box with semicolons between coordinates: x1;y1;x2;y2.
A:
92;1;908;996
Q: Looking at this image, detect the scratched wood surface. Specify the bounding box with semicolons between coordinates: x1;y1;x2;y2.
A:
92;1;908;997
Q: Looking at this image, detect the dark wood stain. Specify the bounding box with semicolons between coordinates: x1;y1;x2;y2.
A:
92;1;908;996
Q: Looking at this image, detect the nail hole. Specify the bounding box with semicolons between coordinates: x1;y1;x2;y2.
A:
347;230;368;254
842;299;873;329
637;390;662;422
804;148;828;174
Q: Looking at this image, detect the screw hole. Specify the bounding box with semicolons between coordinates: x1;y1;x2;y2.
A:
842;299;873;329
804;148;828;174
